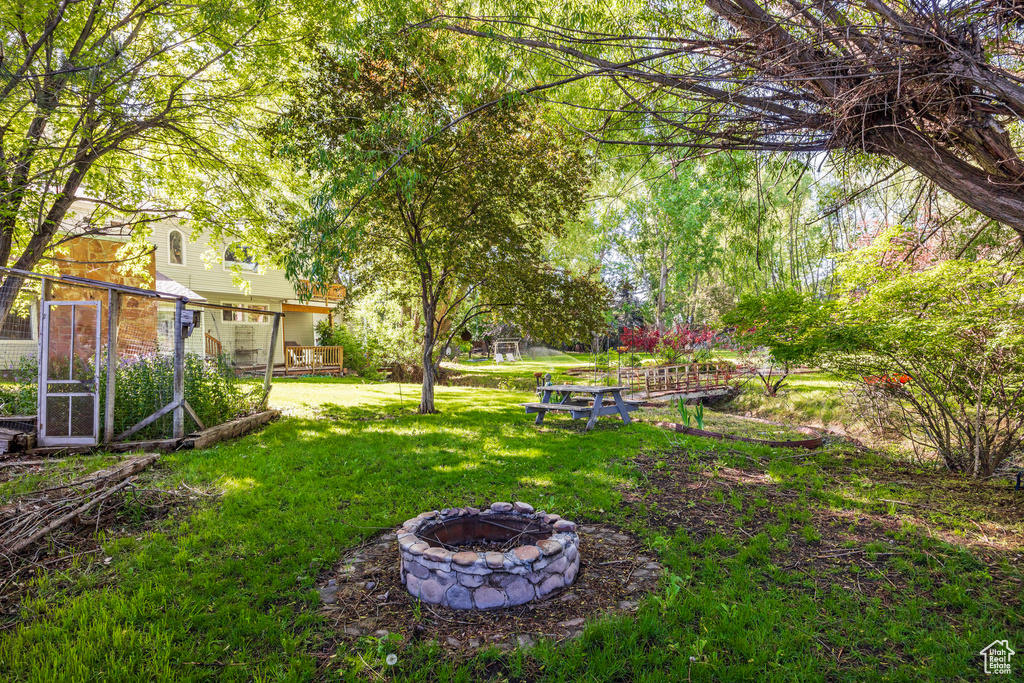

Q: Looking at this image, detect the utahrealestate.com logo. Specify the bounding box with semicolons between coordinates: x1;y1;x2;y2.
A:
980;640;1015;675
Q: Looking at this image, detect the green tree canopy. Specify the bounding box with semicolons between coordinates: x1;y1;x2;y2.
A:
270;34;608;412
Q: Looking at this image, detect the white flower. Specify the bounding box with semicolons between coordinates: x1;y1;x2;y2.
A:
385;654;398;666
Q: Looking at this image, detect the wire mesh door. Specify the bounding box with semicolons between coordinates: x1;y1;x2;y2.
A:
38;301;101;447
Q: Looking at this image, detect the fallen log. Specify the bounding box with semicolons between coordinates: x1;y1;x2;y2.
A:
181;410;279;450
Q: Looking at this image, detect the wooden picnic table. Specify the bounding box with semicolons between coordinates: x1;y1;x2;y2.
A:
521;384;640;431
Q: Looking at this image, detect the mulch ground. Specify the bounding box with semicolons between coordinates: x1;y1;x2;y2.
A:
315;523;662;661
625;448;1024;605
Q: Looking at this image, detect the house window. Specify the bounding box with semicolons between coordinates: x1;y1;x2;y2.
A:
222;303;270;324
169;230;185;265
0;308;33;340
224;246;257;272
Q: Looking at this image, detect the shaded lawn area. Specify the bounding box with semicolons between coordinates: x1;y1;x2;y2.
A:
0;380;1020;681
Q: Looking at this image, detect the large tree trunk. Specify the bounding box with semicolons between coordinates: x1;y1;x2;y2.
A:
868;128;1024;239
420;300;437;414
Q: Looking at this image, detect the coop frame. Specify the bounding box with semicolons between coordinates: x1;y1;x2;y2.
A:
0;266;282;450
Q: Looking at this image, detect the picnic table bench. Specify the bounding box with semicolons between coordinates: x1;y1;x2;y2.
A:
521;384;640;431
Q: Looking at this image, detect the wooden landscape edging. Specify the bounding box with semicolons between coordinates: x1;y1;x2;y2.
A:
646;420;824;449
23;410;281;456
180;409;280;450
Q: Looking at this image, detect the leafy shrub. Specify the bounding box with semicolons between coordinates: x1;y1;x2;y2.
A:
315;321;380;379
727;230;1024;476
0;356;38;415
106;353;258;439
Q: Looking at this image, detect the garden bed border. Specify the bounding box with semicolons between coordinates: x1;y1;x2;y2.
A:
646;417;823;449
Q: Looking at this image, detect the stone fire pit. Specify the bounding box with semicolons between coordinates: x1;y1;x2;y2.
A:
398;502;580;609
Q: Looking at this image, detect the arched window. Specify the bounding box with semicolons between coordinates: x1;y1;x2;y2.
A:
169;230;185;265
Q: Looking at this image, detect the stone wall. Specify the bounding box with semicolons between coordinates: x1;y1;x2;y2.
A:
398;502;580;610
50;237;158;358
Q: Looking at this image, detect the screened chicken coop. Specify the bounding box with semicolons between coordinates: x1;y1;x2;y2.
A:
0;267;282;450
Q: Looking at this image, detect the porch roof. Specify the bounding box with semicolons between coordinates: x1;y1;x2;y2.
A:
155;271;206;302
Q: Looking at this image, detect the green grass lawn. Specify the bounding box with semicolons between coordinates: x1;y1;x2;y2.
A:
0;379;1020;681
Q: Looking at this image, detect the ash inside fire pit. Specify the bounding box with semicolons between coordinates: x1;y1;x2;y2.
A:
397;502;580;610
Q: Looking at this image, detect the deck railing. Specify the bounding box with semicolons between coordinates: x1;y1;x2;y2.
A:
619;362;740;396
205;332;222;357
285;345;344;372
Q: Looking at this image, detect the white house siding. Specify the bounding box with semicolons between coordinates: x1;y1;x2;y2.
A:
149;219;297;303
286;311;316;347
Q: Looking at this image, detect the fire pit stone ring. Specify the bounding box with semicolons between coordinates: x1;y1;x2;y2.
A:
397;502;580;609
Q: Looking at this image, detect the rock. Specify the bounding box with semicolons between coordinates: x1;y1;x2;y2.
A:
458;572;486;588
490;502;513;512
452;551;478;566
424;547;452;563
564;558;579;585
469;638;481;648
558;592;580;602
513;501;535;513
405;574;422;597
407;543;429;556
343;625;364;636
537;573;565;597
318;585;339;604
632;569;651;579
406;560;430;580
636;555;650;563
446;584;473;610
417;510;439;520
557;617;586;628
611;533;631;543
578;525;597;533
434;570;457;587
513;545;540;562
473;586;506;609
365;581;376;590
618;600;638;611
505;577;536;605
485;552;505;568
564;543;578;563
643;562;662;570
466;507;480;515
546;556;568;574
418;579;445;604
517;634;537;649
327;579;336;586
625;583;640;594
373;629;390;638
537;539;563;556
543;513;561;524
553;520;578;532
446;637;462;647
